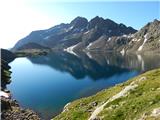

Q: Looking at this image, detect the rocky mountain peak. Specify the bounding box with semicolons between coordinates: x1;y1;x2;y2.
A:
70;16;88;29
149;19;160;29
88;16;105;29
153;19;159;24
91;16;104;21
134;19;160;38
119;23;127;28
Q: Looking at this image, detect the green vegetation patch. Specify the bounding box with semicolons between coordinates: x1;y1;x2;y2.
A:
53;69;160;120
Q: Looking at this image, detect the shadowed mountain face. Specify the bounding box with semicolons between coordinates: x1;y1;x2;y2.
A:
1;49;15;63
12;16;137;51
27;51;160;80
17;42;49;50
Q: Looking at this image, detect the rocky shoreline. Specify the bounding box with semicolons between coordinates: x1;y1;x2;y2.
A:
1;97;40;120
1;49;41;120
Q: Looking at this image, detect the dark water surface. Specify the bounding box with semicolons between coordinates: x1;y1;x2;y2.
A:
8;52;160;119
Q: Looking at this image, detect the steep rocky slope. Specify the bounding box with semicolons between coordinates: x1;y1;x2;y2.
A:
53;68;160;120
86;19;160;54
127;19;160;53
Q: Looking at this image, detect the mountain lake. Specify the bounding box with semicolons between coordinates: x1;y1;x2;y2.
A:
8;51;160;119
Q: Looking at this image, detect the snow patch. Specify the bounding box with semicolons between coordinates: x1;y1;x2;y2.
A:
84;30;90;34
44;36;50;40
64;26;74;32
138;34;148;51
87;42;93;49
64;44;79;57
108;37;111;42
0;91;10;98
86;52;93;59
69;26;74;30
128;34;134;38
120;48;125;56
122;34;127;37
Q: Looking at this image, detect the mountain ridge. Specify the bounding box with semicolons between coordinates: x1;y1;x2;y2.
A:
12;17;160;55
12;16;137;51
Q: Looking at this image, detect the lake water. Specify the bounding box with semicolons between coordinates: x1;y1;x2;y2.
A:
8;51;160;119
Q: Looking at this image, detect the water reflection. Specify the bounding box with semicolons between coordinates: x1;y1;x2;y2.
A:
28;51;160;79
84;51;160;72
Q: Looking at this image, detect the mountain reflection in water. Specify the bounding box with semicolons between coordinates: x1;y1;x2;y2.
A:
28;51;160;79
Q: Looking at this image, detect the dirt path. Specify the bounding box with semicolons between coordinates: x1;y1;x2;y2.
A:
88;80;140;120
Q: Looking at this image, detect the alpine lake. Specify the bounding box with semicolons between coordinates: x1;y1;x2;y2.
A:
8;51;160;119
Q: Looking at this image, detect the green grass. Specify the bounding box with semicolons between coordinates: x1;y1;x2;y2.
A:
53;68;160;120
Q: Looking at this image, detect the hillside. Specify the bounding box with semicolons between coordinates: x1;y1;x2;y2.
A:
17;42;49;50
53;68;160;120
14;42;50;57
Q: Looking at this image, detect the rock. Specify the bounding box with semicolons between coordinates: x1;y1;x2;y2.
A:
80;103;85;106
91;116;101;120
150;88;156;91
87;109;93;113
151;108;160;117
90;101;98;107
63;102;71;112
139;77;146;81
149;101;154;105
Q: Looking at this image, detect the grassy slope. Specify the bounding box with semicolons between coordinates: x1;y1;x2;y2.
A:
53;69;160;120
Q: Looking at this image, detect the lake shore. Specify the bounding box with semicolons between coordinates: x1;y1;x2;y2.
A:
1;49;41;120
53;68;160;120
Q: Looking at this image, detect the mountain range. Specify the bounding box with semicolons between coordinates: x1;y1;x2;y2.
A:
12;16;160;54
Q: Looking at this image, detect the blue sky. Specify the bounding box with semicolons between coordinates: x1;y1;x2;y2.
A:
33;1;160;29
0;0;159;48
